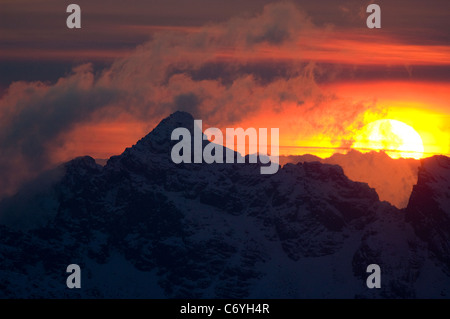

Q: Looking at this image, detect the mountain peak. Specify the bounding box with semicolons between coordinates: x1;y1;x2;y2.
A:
167;110;195;124
155;111;195;133
130;111;197;155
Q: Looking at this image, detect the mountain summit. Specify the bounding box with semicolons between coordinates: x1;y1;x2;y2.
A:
0;112;449;298
137;111;196;153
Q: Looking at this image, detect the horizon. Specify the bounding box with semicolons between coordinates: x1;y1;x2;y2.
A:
85;111;449;162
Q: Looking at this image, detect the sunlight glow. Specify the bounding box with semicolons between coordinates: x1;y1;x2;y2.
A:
352;119;425;159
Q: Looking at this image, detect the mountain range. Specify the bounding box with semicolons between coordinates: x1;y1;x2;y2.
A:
279;150;419;209
0;111;449;298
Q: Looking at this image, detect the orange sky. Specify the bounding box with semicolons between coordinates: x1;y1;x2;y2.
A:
54;79;449;162
323;81;450;156
213;30;450;66
61;22;447;162
2;1;449;168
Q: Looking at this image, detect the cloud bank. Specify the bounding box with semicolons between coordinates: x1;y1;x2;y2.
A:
0;2;380;197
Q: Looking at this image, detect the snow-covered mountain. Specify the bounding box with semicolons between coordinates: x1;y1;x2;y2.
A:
0;111;449;298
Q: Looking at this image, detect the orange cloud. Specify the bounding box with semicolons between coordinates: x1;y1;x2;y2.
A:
212;29;450;66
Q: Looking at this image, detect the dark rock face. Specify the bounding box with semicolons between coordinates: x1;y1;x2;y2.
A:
0;112;449;298
406;156;450;274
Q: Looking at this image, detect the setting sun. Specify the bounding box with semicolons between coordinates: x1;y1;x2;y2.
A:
353;119;425;159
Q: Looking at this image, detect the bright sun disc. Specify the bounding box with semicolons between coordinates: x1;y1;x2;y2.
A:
353;119;424;159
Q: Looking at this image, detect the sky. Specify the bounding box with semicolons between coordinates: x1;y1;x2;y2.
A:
0;0;449;197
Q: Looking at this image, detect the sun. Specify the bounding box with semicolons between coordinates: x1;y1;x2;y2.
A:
352;119;424;159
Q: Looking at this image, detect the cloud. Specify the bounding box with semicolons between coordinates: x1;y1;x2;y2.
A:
0;2;379;198
0;64;122;196
174;92;202;115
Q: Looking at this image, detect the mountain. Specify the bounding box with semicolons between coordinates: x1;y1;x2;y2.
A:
0;111;449;298
279;151;419;208
406;156;450;278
